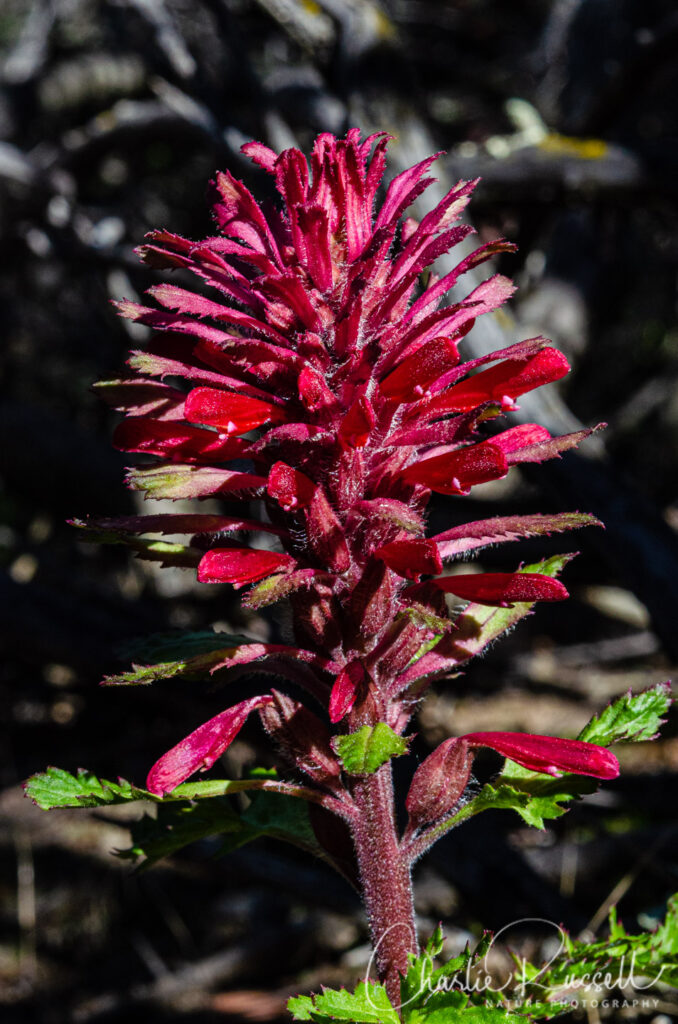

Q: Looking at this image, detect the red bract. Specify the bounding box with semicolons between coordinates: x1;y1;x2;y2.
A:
106;129;604;804
464;732;620;779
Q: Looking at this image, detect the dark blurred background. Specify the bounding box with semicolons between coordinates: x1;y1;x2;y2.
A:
1;1;678;1022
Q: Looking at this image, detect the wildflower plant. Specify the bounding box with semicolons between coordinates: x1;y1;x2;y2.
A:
28;131;674;1021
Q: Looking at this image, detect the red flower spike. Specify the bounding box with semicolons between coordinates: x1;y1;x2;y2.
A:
146;694;274;795
267;461;316;511
198;548;295;587
464;732;619;780
421;348;570;418
102;132;614;863
374;539;443;580
380;337;460;402
185;387;287;434
401;443;508;495
329;661;367;723
433;572;569;606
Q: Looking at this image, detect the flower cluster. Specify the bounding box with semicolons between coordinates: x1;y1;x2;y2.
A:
98;130;617;810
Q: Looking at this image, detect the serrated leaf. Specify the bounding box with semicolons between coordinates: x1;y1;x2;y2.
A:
409;1007;524;1024
102;649;234;686
119;797;249;867
577;682;672;745
71;520;203;567
119;629;253;663
333;724;409;775
306;982;400;1024
25;768;153;809
515;891;678;1002
287;995;318;1021
104;632;257;685
434;512;602;559
238;790;320;854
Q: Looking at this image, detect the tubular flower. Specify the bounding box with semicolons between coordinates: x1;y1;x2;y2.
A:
105;130;604;793
463;732;620;779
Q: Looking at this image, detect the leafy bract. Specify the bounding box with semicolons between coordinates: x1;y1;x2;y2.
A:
434;512;602;560
421;684;671;840
121;788;322;868
25;767;324;868
118;628;253;663
577;681;672;744
332;724;408;775
103;631;259;685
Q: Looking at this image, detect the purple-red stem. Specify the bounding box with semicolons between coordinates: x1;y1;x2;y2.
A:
349;761;418;1006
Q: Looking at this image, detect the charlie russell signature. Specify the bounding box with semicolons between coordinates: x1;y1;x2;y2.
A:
365;919;667;1011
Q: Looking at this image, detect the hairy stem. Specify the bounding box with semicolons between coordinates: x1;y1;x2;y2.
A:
350;762;418;1007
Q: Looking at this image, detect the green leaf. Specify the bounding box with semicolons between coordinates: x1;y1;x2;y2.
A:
103;632;256;685
577;682;672;744
401;931;528;1023
120;797;250;867
514;892;678;1002
24;767;326;869
102;652;230;686
287;995;318;1021
70;520;202;567
24;768;154;809
409;1008;524;1024
290;982;400;1024
119;629;253;663
333;724;409;775
237;790;321;855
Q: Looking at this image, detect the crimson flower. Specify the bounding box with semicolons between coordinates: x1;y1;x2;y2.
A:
100;130;606;796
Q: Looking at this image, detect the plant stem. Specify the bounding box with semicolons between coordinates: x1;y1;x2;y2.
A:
350;761;418;1007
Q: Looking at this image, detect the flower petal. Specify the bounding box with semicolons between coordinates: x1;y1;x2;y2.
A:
185;387;287;434
422;348;570;417
329;661;367;723
374;539;443;579
267;461;317;511
463;731;619;779
380;337;460;402
401;443;508;495
198;548;295;587
432;571;569;606
146;695;274;795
